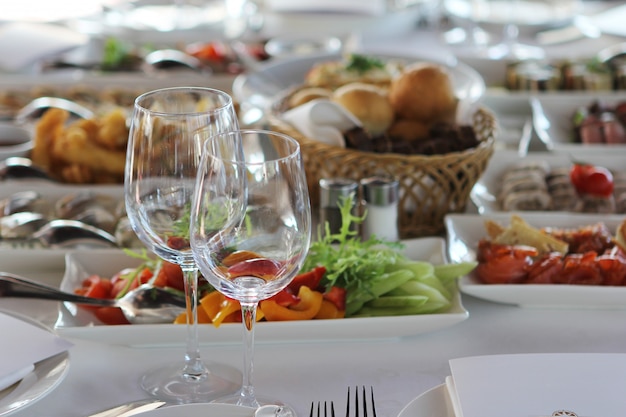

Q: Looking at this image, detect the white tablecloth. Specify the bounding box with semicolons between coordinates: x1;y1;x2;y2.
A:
3;294;625;417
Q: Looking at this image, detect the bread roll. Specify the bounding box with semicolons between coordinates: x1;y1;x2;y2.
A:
288;87;333;109
388;62;457;123
333;82;394;137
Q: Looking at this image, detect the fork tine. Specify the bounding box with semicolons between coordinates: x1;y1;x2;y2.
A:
346;386;377;417
311;401;335;417
369;387;377;417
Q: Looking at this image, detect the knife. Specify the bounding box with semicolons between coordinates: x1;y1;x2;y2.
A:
86;399;168;417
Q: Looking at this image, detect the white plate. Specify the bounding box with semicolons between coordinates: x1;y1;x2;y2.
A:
535;93;626;154
135;403;254;417
0;311;70;417
397;384;454;417
445;212;626;308
232;52;485;111
470;150;626;214
54;237;470;347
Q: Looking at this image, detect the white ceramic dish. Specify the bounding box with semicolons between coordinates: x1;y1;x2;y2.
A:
445;212;626;308
54;237;470;347
232;52;486;112
134;403;254;417
397;384;454;417
535;93;626;154
0;311;70;417
470;150;626;214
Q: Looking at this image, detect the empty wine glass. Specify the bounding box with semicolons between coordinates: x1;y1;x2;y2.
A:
191;129;311;416
125;87;242;403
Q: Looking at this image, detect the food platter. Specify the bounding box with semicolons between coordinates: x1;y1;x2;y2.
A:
54;237;470;347
445;212;626;308
470;149;626;214
231;52;486;112
0;310;70;417
534;93;626;153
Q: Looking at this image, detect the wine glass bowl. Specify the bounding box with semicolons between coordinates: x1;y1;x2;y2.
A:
125;87;242;403
191;129;311;413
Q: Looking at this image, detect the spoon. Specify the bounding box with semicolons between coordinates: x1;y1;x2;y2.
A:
142;49;207;73
0;157;55;181
32;219;119;249
14;97;94;126
0;272;186;324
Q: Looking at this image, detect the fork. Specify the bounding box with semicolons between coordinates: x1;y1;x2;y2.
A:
345;386;377;417
309;401;336;417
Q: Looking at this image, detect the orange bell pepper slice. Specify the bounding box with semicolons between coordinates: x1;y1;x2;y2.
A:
260;286;323;321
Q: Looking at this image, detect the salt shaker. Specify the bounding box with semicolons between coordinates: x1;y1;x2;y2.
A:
360;176;399;241
319;178;358;236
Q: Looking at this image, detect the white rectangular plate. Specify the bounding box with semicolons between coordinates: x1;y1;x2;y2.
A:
536;93;626;153
54;237;469;347
445;212;626;309
470;149;626;213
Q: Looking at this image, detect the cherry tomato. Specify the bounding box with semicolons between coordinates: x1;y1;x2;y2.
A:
569;163;614;197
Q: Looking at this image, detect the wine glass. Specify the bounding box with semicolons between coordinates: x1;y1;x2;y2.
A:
125;86;242;403
190;129;311;416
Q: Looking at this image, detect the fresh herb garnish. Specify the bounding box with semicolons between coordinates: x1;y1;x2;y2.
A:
345;54;385;74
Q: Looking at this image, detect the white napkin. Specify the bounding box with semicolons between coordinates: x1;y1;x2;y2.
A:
0;312;73;391
447;353;626;417
0;22;88;72
281;99;362;148
264;0;387;16
0;364;35;391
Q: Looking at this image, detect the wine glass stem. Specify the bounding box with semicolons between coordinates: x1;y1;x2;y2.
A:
181;265;207;380
239;301;260;408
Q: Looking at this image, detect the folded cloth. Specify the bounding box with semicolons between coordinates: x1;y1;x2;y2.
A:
0;311;73;391
281;99;362;148
0;364;34;391
448;353;626;417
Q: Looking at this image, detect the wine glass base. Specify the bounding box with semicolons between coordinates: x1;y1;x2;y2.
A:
140;361;242;404
211;393;296;417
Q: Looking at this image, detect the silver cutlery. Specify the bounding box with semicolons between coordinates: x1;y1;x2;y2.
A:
529;97;554;152
14;96;94;126
346;386;377;417
0;272;186;324
309;401;335;417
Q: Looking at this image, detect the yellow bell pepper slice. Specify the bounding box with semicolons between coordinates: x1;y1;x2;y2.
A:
260;286;323;321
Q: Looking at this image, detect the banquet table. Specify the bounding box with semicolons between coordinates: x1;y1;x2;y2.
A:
2;292;626;417
3;2;626;416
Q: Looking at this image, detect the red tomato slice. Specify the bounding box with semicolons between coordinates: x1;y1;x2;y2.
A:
95;307;130;325
569;163;614;197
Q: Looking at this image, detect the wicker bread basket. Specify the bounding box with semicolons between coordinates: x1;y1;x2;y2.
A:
269;93;497;239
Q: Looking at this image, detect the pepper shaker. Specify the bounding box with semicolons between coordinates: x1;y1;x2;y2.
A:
319;178;359;237
360;176;399;241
